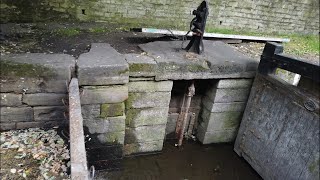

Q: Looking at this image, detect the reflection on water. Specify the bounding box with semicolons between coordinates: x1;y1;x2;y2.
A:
95;140;261;180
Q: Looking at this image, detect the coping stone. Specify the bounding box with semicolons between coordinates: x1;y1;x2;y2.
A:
0;53;75;93
78;43;129;85
125;53;157;77
139;41;258;80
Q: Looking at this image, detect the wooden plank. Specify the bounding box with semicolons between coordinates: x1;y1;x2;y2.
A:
138;28;290;43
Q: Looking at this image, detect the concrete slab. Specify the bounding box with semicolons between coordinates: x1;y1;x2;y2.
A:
139;41;258;80
78;43;129;85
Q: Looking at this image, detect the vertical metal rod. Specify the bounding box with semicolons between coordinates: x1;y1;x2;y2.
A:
178;81;195;147
186;112;196;139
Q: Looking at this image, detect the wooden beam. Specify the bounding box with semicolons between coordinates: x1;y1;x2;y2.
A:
137;28;290;43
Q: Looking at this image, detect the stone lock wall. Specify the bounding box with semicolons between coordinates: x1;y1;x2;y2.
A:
197;79;253;144
1;42;257;160
0;53;75;131
0;0;319;34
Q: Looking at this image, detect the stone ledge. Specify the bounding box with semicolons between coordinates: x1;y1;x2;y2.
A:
125;53;157;77
0;53;75;93
78;43;129;86
139;41;258;80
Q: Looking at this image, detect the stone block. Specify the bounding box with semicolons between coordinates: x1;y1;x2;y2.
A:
83;115;126;134
22;93;67;106
124;140;164;156
216;79;253;89
33;106;67;121
125;125;166;144
0;123;16;131
166;113;179;135
196;124;238;144
128;81;173;93
126;107;169;127
139;41;258;80
78;43;129;85
202;98;246;112
1;107;33;122
129;77;155;82
96;131;125;145
16;120;63;130
126;92;171;109
80;85;128;105
100;103;125;118
200;108;243;131
0;53;75;93
0;93;22;106
206;88;250;103
0;78;69;93
81;105;100;120
125;53;157;77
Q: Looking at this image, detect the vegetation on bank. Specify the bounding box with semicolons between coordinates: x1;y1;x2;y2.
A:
207;28;319;56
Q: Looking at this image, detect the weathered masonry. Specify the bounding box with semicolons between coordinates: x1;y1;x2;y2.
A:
0;41;257;168
0;0;319;34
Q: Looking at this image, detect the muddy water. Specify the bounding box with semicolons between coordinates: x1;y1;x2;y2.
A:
95;140;261;180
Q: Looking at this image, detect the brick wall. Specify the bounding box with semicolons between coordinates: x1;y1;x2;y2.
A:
0;0;318;34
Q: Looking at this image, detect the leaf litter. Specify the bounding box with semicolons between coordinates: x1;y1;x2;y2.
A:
0;128;70;179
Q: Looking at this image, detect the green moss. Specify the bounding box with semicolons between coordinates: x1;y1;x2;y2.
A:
125;93;139;109
186;63;210;72
129;64;154;72
100;103;124;118
222;112;242;129
105;131;124;144
308;157;319;174
53;28;81;36
125;108;138;126
0;60;55;78
88;27;110;33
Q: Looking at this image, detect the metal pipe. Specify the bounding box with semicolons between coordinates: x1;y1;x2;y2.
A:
178;81;195;146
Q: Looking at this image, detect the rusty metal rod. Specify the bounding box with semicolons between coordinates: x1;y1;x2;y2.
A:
178;81;195;146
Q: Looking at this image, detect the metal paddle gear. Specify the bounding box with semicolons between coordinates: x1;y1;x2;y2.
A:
185;1;209;54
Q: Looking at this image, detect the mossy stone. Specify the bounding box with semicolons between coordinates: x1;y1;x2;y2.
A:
0;60;55;78
100;103;125;118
